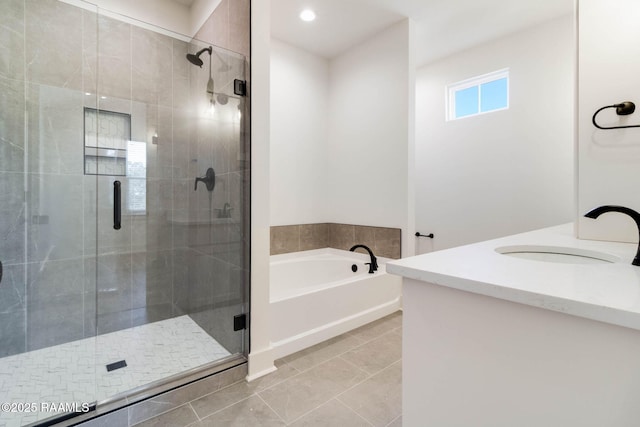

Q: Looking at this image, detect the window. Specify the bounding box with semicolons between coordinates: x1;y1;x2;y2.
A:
447;69;509;120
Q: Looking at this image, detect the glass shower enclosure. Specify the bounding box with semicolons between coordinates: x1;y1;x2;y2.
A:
0;1;250;425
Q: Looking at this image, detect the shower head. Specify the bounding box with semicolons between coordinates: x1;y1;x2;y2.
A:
186;46;212;67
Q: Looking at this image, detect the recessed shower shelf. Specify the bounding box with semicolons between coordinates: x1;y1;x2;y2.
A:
166;215;237;225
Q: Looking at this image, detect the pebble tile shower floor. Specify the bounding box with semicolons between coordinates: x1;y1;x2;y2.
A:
0;316;230;427
80;311;403;427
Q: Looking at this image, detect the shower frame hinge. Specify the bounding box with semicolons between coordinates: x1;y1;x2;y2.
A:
233;313;247;331
234;79;247;96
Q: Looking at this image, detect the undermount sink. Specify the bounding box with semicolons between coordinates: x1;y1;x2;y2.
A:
495;245;620;265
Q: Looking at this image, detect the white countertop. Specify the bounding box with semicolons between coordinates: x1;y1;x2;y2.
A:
387;223;640;331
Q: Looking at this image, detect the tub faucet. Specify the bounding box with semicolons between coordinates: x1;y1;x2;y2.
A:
584;205;640;266
349;244;378;274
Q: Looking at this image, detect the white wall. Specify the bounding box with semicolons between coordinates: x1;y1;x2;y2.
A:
414;16;575;252
248;0;275;380
269;20;414;257
577;0;640;243
327;20;414;257
270;40;329;225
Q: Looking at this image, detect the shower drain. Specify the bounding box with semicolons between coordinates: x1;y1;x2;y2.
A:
106;360;127;372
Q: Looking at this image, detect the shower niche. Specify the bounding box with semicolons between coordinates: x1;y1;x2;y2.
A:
0;1;250;426
84;108;130;176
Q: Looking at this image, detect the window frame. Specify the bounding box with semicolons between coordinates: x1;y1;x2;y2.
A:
446;68;510;121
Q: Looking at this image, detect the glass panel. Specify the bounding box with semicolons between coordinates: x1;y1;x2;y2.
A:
0;0;99;425
183;40;248;357
480;77;508;112
0;0;248;424
91;12;248;407
455;86;479;118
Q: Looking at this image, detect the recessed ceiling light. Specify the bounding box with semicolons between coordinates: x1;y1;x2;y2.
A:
299;9;316;22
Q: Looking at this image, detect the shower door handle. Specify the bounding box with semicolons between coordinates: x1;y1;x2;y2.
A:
114;181;121;230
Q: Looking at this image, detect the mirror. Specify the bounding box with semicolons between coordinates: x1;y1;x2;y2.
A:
576;0;640;243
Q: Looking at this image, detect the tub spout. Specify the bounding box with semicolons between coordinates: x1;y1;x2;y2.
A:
349;244;378;273
584;205;640;266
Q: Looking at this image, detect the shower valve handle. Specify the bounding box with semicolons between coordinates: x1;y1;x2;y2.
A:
195;167;216;192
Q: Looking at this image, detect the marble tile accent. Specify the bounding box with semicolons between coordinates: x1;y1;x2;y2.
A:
0;0;25;81
189;303;245;356
0;315;230;426
0;262;25;315
0;310;25;358
27;84;84;175
25;0;83;90
97;14;131;99
131;27;173;107
27;293;85;351
26;173;85;263
82;9;98;98
0;76;25;173
0;172;26;265
271;223;401;259
388;416;403;427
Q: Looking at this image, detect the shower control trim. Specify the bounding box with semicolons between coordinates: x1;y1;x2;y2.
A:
195;167;216;192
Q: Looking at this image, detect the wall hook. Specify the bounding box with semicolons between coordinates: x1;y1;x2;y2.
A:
592;101;640;130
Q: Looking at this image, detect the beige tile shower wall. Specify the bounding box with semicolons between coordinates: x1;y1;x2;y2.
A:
193;0;249;57
270;224;401;259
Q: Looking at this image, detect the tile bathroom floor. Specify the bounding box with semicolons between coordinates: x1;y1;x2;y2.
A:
127;311;402;427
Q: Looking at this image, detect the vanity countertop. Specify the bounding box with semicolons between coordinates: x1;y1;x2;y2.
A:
387;223;640;331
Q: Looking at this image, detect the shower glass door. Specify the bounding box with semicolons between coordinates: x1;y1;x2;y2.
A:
90;9;249;408
0;1;249;425
0;1;100;425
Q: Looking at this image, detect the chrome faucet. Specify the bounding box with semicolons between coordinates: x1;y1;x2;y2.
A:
584;205;640;266
349;244;378;274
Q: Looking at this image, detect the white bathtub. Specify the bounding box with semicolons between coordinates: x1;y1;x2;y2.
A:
270;248;402;358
